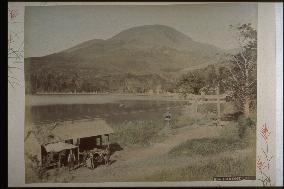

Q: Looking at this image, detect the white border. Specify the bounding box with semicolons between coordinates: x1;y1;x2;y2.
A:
275;3;283;187
8;2;279;187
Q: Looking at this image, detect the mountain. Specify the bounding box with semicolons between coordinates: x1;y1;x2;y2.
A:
25;24;226;94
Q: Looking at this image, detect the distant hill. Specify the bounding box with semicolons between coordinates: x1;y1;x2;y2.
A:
25;24;227;94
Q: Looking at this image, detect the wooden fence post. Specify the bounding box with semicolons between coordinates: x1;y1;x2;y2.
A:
216;84;221;125
194;95;198;114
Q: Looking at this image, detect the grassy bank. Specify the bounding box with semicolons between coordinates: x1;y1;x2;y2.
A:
169;123;256;156
110;112;215;147
140;151;256;181
169;137;247;156
172;113;215;129
141;122;257;181
110;120;167;147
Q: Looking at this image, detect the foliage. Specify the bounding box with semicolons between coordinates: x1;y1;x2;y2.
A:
237;114;255;138
26;69;173;94
176;72;205;96
176;62;231;98
25;152;74;183
25;153;49;183
223;23;257;116
175;23;257;118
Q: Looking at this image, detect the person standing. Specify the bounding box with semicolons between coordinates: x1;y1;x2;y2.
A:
104;145;111;166
164;107;172;128
67;149;76;171
89;152;94;169
82;150;87;167
86;152;92;169
163;107;173;136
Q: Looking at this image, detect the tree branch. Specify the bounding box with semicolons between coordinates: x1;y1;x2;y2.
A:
232;55;246;77
228;68;239;83
248;80;256;88
240;49;248;69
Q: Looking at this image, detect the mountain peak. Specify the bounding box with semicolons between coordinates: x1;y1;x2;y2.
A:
108;24;193;49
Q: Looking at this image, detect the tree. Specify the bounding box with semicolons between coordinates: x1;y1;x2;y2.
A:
225;23;257;117
176;72;205;98
71;73;80;93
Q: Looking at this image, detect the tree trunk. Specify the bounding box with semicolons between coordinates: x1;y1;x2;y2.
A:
244;68;250;118
194;96;198;114
244;98;250;118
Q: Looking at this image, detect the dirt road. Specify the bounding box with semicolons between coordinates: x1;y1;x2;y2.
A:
119;125;222;160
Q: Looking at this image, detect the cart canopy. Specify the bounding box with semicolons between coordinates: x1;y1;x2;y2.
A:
44;141;78;153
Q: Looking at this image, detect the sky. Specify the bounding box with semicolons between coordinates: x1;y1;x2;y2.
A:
24;3;258;58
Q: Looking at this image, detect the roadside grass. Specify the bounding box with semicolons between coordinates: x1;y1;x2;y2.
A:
172;112;215;129
140;151;256;181
110;120;166;147
110;111;216;147
109;102;253;147
169;124;256;157
169;137;246;156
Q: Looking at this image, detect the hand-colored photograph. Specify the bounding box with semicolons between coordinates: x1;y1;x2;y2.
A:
23;3;258;183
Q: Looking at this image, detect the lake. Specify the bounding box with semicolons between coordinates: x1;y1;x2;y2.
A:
26;94;189;126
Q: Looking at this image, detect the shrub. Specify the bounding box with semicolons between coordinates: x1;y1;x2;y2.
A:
237;114;255;138
25;153;49;183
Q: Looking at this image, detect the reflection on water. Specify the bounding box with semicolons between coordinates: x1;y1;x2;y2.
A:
27;100;188;126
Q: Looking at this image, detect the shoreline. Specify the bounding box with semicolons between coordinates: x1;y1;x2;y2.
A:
26;93;227;106
31;92;178;97
26;93;185;106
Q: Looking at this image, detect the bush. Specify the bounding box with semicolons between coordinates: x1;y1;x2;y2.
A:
237;114;255;138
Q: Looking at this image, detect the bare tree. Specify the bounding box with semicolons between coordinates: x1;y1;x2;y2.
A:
225;23;257;117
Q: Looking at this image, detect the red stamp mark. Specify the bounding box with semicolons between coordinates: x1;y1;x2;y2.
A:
257;123;273;186
260;123;270;142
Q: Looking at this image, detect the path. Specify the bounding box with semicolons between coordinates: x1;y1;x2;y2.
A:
119;125;222;161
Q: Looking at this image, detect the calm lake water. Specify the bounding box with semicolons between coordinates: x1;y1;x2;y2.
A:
26;94;188;126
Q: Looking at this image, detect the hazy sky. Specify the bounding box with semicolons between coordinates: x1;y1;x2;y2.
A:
25;3;257;58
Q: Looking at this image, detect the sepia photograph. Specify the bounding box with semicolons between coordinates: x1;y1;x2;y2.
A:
23;3;258;183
